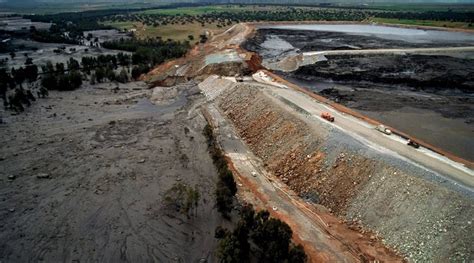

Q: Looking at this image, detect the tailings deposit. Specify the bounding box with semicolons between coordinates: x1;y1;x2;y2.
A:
244;24;474;161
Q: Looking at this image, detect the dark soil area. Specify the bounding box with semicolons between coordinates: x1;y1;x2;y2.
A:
292;54;474;93
243;28;471;56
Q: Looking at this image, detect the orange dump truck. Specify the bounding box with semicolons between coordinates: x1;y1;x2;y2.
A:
321;112;335;122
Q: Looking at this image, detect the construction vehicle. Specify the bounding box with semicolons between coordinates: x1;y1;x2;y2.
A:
321;112;334;122
407;139;420;149
375;124;392;135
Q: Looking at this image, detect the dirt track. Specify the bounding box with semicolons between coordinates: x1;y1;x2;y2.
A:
198;76;473;262
0;82;224;262
303;46;474;57
203;103;404;262
263;83;474;190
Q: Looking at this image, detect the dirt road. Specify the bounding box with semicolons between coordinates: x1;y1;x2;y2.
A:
258;80;474;191
0;82;224;262
303;46;474;57
204;104;403;262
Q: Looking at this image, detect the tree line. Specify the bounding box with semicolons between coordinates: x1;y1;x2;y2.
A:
203;123;307;261
102;38;190;66
203;123;238;219
215;204;307;263
104;7;473;28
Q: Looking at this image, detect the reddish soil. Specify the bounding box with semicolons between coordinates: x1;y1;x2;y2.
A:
262;70;474;169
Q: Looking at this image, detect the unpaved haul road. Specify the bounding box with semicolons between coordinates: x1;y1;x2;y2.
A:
265;85;474;191
303;46;474;57
204;104;402;262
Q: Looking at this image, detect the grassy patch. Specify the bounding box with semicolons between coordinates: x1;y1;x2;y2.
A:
364;4;474;12
140;5;248;16
372;17;473;29
103;20;232;41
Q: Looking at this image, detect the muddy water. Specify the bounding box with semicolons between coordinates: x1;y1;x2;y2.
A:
261;24;474;44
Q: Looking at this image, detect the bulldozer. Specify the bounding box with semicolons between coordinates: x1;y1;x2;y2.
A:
407;139;420;149
321;112;335;122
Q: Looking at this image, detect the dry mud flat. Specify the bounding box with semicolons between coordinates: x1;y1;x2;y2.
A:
0;82;224;262
212;81;473;262
0;38;129;71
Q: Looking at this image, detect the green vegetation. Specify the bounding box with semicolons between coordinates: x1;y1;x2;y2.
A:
140;5;246;16
163;182;200;218
203;124;237;219
1;64;44;112
371;17;473;29
102;5;474;39
216;204;307;263
40;61;82;91
102;38;189;66
361;3;474;12
103;21;228;42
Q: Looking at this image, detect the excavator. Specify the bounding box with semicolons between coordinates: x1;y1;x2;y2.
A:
321;112;335;122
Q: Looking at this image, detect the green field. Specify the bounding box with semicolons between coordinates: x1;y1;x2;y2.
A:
0;2;165;15
140;5;250;16
103;20;232;42
360;4;474;12
372;17;473;30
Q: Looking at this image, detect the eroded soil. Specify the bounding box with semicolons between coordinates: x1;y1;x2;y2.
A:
0;82;223;262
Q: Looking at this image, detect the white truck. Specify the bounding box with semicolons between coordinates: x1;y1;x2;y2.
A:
375;124;392;135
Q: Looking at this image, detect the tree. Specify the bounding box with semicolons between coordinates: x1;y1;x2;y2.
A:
216;205;307;263
216;184;233;218
199;34;208;43
68;70;83;90
116;68;129;83
25;57;33;65
41;74;58;90
24;65;38;83
288;244;307;263
9;52;15;60
11;67;26;86
95;67;105;83
131;64;149;80
252;218;293;262
217;234;245;263
67;57;80;70
55;62;65;73
42;61;55;74
0;69;12;108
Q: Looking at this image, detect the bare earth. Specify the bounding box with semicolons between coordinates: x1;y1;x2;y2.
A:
0;81;224;262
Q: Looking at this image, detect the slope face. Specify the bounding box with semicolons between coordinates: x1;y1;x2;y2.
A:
216;83;474;262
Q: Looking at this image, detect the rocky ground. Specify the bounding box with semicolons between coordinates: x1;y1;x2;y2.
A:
0;81;225;262
216;82;474;262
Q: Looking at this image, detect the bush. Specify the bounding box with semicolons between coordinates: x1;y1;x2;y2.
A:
116;68;129;83
163;183;200;218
